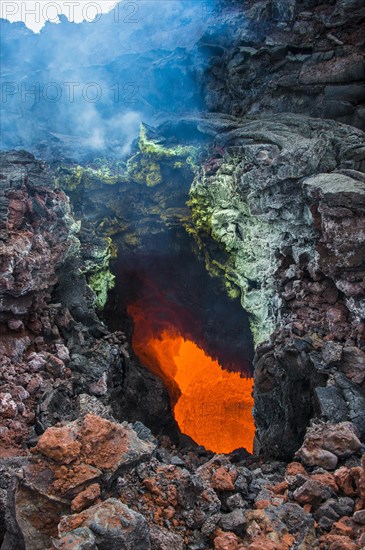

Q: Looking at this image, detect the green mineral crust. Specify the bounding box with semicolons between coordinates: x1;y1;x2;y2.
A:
126;124;198;187
187;154;275;346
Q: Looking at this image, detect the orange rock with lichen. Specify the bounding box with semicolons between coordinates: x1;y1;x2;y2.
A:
33;426;81;464
71;483;101;513
51;463;101;496
79;414;128;470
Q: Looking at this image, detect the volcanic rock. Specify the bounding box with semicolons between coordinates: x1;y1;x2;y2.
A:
58;499;151;550
52;527;97;549
213;530;240;550
1;2;365;549
149;525;185;550
293;479;334;507
70;484;101;513
296;422;362;469
220;509;246;536
4;414;155;549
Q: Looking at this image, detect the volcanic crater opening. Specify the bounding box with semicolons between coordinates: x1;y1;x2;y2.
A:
109;234;256;455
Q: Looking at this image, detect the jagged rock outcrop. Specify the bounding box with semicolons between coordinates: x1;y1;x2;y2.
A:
207;0;365;130
0;151;177;461
186;113;365;458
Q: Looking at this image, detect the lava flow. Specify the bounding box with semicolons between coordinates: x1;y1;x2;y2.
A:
128;302;255;454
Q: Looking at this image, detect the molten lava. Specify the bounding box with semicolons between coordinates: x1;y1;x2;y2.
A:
128;303;255;454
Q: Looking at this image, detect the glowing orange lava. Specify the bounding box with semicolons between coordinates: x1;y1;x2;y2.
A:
128;304;255;454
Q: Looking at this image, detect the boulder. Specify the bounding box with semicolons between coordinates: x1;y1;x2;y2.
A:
296;422;362;469
58;499;151;550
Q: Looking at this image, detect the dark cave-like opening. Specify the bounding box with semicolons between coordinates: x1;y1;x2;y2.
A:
105;229;256;453
57;124;257;453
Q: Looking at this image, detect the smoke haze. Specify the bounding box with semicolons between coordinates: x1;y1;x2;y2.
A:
0;1;218;159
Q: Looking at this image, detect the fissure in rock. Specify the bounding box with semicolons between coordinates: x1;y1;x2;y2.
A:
108;235;255;453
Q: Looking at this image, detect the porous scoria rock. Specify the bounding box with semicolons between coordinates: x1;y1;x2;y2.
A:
197;455;238;491
0;152;79;454
0;151;133;460
296;421;362;469
70;483;101;513
4;414;155;550
213;530;241;550
149;524;185;550
57;498;151;550
244;502;315;549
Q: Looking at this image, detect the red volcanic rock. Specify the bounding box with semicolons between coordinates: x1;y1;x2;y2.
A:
0;153;86;457
271;481;289;495
214;530;240;550
197;457;238;494
78;413;129;471
310;472;338;492
34;426;81;464
11;414;156;549
70;483;101;513
332;517;354;537
293;480;332;507
285;462;307;477
212;466;237;491
34;413;155;475
334;467;359;497
254;500;271;510
51;463;102;497
247;536;278;550
320;533;358;550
